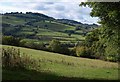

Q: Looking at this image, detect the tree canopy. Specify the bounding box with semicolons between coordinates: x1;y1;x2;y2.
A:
80;2;120;31
80;2;120;62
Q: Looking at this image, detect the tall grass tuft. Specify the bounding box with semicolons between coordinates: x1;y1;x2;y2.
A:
2;47;39;70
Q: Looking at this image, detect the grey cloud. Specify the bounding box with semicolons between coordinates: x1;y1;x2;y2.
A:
55;5;65;11
34;2;51;10
0;1;98;24
45;2;54;5
36;5;49;10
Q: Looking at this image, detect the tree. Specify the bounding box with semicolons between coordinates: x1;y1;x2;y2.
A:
44;24;48;27
48;39;70;55
68;33;71;37
76;46;93;58
80;2;120;62
48;40;62;53
85;28;100;47
80;2;120;32
65;30;75;36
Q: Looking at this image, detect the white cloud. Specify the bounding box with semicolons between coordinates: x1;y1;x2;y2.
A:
0;0;99;24
0;0;87;2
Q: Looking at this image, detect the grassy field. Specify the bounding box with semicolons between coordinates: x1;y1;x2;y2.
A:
2;15;27;25
2;45;119;80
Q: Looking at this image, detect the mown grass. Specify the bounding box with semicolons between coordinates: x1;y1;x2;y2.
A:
2;45;119;80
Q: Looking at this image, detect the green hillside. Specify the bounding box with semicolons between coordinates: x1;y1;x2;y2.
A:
2;45;119;80
1;2;120;80
2;12;97;44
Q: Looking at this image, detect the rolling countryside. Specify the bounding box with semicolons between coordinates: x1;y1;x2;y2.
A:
1;2;120;81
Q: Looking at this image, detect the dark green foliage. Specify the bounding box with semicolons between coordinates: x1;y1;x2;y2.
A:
76;46;93;58
79;27;119;62
75;27;81;30
80;2;119;62
91;41;105;59
85;28;100;47
48;40;62;53
65;30;75;36
2;35;71;56
60;46;70;55
83;27;118;61
80;2;120;31
24;42;45;50
69;47;77;56
19;40;46;50
48;40;70;54
68;33;71;37
2;23;11;27
2;36;21;46
65;30;75;34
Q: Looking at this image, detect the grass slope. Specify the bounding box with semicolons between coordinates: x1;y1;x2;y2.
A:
2;45;119;80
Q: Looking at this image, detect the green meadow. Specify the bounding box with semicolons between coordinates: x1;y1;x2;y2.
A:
2;45;119;80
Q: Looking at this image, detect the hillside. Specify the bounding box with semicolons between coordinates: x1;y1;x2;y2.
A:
2;12;98;44
56;19;98;28
2;45;119;80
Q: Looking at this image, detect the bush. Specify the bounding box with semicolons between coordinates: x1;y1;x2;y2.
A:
60;46;70;55
105;54;119;62
19;40;27;47
19;40;45;50
2;47;38;69
48;40;62;53
69;47;76;56
76;46;93;58
48;40;70;55
2;36;21;46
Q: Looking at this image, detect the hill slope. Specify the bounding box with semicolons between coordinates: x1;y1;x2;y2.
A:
2;45;119;80
2;12;98;44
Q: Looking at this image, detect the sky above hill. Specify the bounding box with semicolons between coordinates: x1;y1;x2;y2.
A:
0;0;99;24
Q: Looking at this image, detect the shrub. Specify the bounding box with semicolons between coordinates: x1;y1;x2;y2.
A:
2;36;20;46
48;40;70;55
48;40;62;53
60;46;70;55
2;47;38;69
90;41;105;59
76;46;93;58
19;40;27;47
105;54;119;62
20;41;45;50
69;47;76;56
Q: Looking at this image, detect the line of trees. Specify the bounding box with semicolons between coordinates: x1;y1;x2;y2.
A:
2;36;71;56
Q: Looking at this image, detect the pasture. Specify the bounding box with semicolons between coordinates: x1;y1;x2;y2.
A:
2;45;119;80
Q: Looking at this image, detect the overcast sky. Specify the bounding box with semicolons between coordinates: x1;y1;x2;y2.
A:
0;0;99;24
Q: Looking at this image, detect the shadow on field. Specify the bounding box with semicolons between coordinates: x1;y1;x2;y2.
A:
2;67;110;80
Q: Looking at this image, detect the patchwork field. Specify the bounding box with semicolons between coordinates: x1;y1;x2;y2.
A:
2;13;92;44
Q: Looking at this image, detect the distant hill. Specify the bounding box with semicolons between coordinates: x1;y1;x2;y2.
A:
2;12;98;28
56;19;83;26
1;12;99;44
56;19;98;28
4;12;55;21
